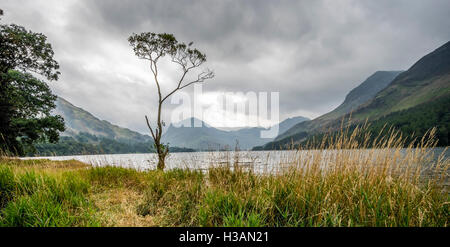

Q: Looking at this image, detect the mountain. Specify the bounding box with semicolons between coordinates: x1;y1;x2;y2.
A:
278;116;313;134
318;71;404;121
275;71;402;141
162;116;309;150
256;70;402;149
54;97;151;144
360;95;449;146
53;97;307;152
162;118;235;150
259;41;450;149
32;97;196;156
350;41;450;121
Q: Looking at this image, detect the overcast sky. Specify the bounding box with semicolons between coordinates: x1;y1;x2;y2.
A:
2;0;450;133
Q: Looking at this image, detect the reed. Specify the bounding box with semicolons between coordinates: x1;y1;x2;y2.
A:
137;126;449;226
0;125;448;226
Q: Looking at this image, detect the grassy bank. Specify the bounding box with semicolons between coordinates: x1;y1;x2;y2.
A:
0;128;448;226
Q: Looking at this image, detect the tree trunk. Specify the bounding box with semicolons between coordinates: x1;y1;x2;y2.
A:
154;136;167;170
154;99;168;170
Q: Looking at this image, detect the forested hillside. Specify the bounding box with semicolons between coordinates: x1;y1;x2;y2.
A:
258;41;450;150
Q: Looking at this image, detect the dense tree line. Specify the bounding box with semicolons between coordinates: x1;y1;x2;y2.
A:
252;132;309;150
29;132;195;156
364;95;449;146
299;96;450;149
1;13;64;155
257;95;449;150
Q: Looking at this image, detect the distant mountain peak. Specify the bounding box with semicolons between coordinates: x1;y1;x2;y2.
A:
169;117;211;128
258;40;450;150
262;70;403;146
312;70;404;122
341;71;403;104
352;40;450;119
162;115;309;150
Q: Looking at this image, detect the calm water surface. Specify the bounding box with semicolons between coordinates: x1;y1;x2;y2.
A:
23;148;449;173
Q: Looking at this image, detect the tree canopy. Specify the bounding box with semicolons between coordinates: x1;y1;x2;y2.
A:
0;21;63;155
128;32;214;169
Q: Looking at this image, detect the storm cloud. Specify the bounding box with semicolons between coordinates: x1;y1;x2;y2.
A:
2;0;450;133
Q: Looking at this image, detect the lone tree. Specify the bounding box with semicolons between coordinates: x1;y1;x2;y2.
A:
0;12;64;155
128;33;214;170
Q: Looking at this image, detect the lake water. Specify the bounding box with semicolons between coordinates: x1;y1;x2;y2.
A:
23;148;449;174
24;150;304;172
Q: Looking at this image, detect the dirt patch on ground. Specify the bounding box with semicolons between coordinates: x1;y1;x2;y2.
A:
90;187;154;227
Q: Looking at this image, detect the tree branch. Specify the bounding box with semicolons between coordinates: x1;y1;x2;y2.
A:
145;115;156;141
161;69;214;103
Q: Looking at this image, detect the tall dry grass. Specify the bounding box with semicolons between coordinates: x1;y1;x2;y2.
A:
138;125;449;226
0;125;448;226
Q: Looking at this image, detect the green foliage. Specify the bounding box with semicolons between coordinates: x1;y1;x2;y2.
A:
29;133;194;156
254;131;308;150
128;32;207;63
0;166;99;226
129;31;214;170
366;95;450;146
4;70;65;153
0;24;59;79
264;95;450;150
297;96;450;149
33;136;154;156
0;22;62;155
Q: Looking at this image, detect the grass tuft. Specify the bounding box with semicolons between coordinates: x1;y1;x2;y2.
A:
0;125;448;226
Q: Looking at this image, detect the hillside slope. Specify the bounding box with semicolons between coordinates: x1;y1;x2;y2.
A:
257;71;402;149
54;97;151;144
320;71;403;121
55;97;308;151
261;41;450;149
162;118;236;150
33;98;196;156
162;116;309;150
352;41;450;121
276;71;402;141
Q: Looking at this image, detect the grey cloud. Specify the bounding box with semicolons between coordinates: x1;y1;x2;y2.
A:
1;0;450;133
